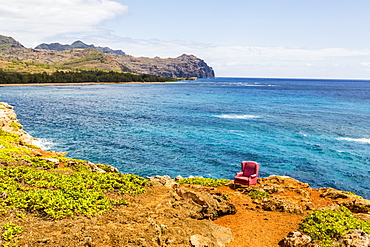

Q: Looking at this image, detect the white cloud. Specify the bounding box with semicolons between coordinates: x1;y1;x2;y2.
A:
1;0;369;79
0;0;128;46
93;36;370;79
360;62;370;67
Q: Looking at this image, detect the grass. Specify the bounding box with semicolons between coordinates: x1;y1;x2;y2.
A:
247;190;272;200
176;177;230;187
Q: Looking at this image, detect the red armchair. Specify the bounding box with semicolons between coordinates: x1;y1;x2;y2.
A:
234;161;260;185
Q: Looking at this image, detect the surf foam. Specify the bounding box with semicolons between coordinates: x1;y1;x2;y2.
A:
214;114;260;119
337;137;370;144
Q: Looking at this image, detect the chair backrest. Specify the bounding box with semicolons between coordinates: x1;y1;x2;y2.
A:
241;161;260;177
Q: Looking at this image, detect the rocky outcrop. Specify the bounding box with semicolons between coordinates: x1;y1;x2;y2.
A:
280;230;370;247
342;229;370;247
235;175;370;215
262;197;304;214
0;102;34;144
147;175;236;220
278;231;312;247
319;187;370;213
113;54;215;78
190;224;234;247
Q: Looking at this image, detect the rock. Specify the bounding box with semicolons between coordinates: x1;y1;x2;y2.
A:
190;223;234;247
319;187;352;199
87;162;105;173
190;234;213;247
341;229;370;247
0;102;35;144
319;188;370;213
175;188;236;220
174;175;184;181
262;198;304;214
341;198;370;214
108;166;119;173
147;175;180;188
42;158;60;164
279;231;312;247
256;175;312;199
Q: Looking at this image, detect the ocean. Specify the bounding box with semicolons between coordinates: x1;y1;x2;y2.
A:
1;78;369;199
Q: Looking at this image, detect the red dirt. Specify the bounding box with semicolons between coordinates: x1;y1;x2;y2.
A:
214;186;303;247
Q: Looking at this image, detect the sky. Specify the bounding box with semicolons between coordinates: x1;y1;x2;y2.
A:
1;0;370;79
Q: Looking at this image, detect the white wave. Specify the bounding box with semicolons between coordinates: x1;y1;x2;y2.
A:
214;114;260;119
337;137;370;144
32;138;56;150
298;132;308;137
233;82;269;87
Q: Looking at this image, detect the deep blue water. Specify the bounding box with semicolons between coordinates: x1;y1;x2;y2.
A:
1;78;370;199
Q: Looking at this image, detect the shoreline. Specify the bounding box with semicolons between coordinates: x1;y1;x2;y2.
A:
0;102;370;246
0;81;184;87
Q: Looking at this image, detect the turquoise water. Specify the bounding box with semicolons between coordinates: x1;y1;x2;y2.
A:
1;78;370;198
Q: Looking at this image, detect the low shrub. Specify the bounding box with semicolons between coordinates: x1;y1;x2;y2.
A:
1;223;23;241
247;190;272;200
300;206;370;247
177;177;230;187
0;166;152;219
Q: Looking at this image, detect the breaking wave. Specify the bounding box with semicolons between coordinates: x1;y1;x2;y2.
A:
337;137;370;144
214;114;260;119
32;138;56;150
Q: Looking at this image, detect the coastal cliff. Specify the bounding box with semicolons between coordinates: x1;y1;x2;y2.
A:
0;103;369;247
112;54;215;79
0;35;215;79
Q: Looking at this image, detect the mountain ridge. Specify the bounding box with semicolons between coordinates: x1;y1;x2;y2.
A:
35;40;126;56
0;35;215;78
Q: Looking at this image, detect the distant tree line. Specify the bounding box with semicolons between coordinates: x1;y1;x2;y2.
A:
0;70;175;84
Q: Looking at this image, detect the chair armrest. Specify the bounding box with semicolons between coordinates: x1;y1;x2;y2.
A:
235;172;243;176
250;174;257;178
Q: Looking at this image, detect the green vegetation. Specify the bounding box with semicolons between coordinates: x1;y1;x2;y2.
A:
247;190;272;200
1;223;23;241
64;53;108;65
0;166;151;219
177;177;230;187
10;122;21;130
0;70;174;84
0;128;153;220
300;206;370;247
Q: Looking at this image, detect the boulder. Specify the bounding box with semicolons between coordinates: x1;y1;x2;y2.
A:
319;188;370;213
279;231;312;247
262;198;304;214
147;175;179;188
176;188;236;220
341;229;370;247
190;223;234;247
190;234;213;247
87;162;106;173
